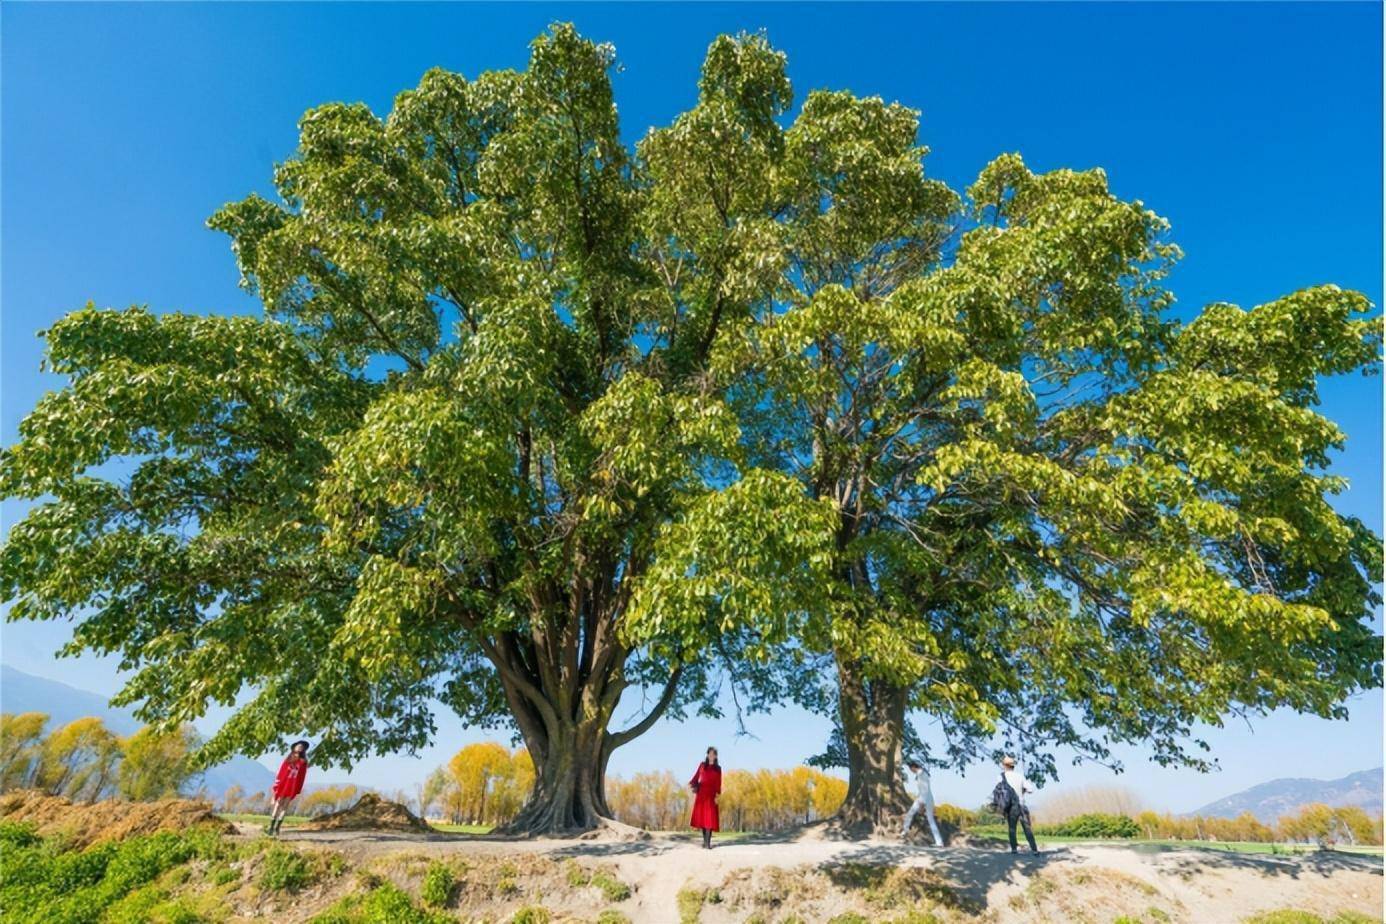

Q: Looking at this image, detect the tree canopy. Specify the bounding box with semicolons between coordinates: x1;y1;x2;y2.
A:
2;23;1379;837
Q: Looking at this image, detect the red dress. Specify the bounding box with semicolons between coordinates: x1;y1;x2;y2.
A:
689;761;721;831
272;757;308;799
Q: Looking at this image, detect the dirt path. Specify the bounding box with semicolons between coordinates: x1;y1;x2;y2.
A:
238;825;1383;922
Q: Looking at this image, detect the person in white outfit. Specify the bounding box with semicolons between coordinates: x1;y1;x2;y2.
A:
1000;755;1038;853
900;759;944;845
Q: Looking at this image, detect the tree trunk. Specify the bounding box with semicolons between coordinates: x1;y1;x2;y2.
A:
490;633;683;837
833;657;912;837
505;713;612;834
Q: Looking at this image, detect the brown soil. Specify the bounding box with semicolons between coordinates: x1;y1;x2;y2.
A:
256;828;1384;923
0;789;232;848
297;792;433;833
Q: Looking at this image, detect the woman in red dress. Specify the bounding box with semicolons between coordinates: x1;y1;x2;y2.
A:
688;746;722;849
266;740;310;836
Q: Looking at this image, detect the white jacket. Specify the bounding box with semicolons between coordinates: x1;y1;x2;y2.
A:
905;767;933;801
1002;769;1033;806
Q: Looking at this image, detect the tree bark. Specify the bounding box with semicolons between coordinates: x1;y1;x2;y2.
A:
489;630;683;837
832;657;912;837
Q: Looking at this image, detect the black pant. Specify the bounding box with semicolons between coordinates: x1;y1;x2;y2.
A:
1007;807;1037;852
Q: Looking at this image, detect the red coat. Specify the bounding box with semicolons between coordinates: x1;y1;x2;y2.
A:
272;757;308;799
689;761;721;831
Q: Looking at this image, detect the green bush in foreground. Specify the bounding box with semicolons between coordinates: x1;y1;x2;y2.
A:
259;844;314;892
0;822;226;923
312;883;454;924
1243;912;1379;924
421;860;456;908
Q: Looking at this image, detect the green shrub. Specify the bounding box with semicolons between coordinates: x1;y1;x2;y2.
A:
933;803;977;830
210;864;240;886
104;883;171;924
590;868;632;902
595;911;633;924
1034;813;1140;838
361;883;454;923
0;820;41;849
827;915;870;924
1241;913;1376;924
0;830;203;923
421;860;455;908
565;860;590;887
312;884;454;924
510;906;552;924
677;886;706;923
259;844;313;892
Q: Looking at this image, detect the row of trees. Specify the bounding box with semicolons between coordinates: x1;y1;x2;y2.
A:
1;712;202;802
1;23;1379;836
416;742;850;833
607;767;849;833
1131;805;1383;846
419;743;535;826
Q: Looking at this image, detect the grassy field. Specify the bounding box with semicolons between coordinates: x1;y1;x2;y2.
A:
971;828;1384;856
215;813;1382;858
218;812;309;828
216;814;769;839
218;813;495;835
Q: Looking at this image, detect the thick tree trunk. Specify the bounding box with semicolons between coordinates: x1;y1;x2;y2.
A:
505;716;613;834
833;658;912;838
489;631;682;837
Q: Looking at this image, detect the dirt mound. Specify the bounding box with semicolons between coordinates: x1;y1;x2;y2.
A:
0;790;233;848
299;792;433;832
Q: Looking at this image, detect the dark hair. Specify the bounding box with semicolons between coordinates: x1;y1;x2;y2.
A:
906;760;922;770
705;746;719;765
290;740;310;754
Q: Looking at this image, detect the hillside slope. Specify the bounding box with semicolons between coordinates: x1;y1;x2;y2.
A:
1193;768;1383;821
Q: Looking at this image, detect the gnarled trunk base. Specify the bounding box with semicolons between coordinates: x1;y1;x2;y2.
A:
832;662;913;838
498;714;651;840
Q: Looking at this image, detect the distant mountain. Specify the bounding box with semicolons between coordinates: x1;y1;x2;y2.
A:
1192;768;1383;822
0;664;273;800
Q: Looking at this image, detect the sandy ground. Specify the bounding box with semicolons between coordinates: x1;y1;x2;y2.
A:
237;824;1385;923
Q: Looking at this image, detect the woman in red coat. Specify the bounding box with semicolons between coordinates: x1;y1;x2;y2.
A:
266;740;310;836
689;746;722;849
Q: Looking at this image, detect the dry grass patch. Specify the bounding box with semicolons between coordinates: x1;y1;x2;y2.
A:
1007;866;1175;923
706;863;979;923
0;790;232;848
299;793;433;833
359;851;632;921
823;862;981;916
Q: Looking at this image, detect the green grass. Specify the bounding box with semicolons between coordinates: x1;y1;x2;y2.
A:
218;812;310;828
970;830;1384;856
427;821;493;834
1243;912;1380;924
0;820;232;922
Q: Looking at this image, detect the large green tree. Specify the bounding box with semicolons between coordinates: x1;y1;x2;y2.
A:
3;25;1379;839
0;26;831;835
627;85;1382;831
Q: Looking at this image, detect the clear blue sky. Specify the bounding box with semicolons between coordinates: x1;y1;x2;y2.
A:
2;3;1381;813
